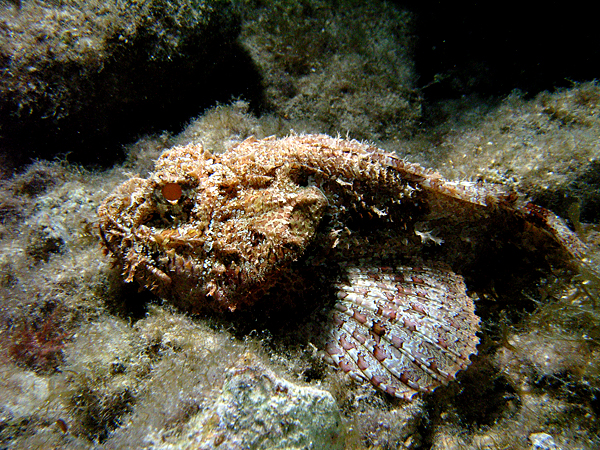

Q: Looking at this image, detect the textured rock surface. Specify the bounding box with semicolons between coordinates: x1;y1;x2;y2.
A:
185;354;344;450
0;0;244;165
239;0;420;141
1;91;600;449
529;432;562;450
406;83;600;224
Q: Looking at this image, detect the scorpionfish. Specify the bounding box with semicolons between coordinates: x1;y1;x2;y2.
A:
98;134;590;400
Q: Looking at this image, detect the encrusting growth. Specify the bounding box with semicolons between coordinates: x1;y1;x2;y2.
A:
98;134;590;400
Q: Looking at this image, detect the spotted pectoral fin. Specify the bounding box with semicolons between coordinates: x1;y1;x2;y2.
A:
324;265;480;400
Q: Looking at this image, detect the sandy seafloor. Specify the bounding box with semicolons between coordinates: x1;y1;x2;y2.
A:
1;1;600;449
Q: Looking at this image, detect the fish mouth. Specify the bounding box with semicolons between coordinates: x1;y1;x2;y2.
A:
128;227;254;311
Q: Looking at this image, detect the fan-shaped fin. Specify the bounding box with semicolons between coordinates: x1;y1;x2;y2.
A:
324;265;480;400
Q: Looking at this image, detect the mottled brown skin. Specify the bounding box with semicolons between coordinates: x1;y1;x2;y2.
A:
99;135;585;307
98;134;590;399
98;135;410;312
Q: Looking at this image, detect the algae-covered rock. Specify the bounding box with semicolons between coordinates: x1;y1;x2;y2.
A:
239;0;420;141
405;82;600;223
166;353;344;450
0;369;51;423
62;318;149;441
0;0;247;165
1;0;419;166
1;89;599;449
529;432;562;450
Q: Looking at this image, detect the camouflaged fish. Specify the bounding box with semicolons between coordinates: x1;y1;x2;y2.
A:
98;134;589;400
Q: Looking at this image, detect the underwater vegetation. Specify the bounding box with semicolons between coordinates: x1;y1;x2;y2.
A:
1;0;600;448
0;0;247;165
238;0;420;142
7;304;68;374
0;86;599;448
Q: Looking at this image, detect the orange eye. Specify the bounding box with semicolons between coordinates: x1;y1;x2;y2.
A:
56;418;68;433
162;182;182;201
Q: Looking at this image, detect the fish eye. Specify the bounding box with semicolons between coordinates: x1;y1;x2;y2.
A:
162;182;183;202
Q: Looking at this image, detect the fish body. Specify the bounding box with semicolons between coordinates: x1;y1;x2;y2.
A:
98;134;588;399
